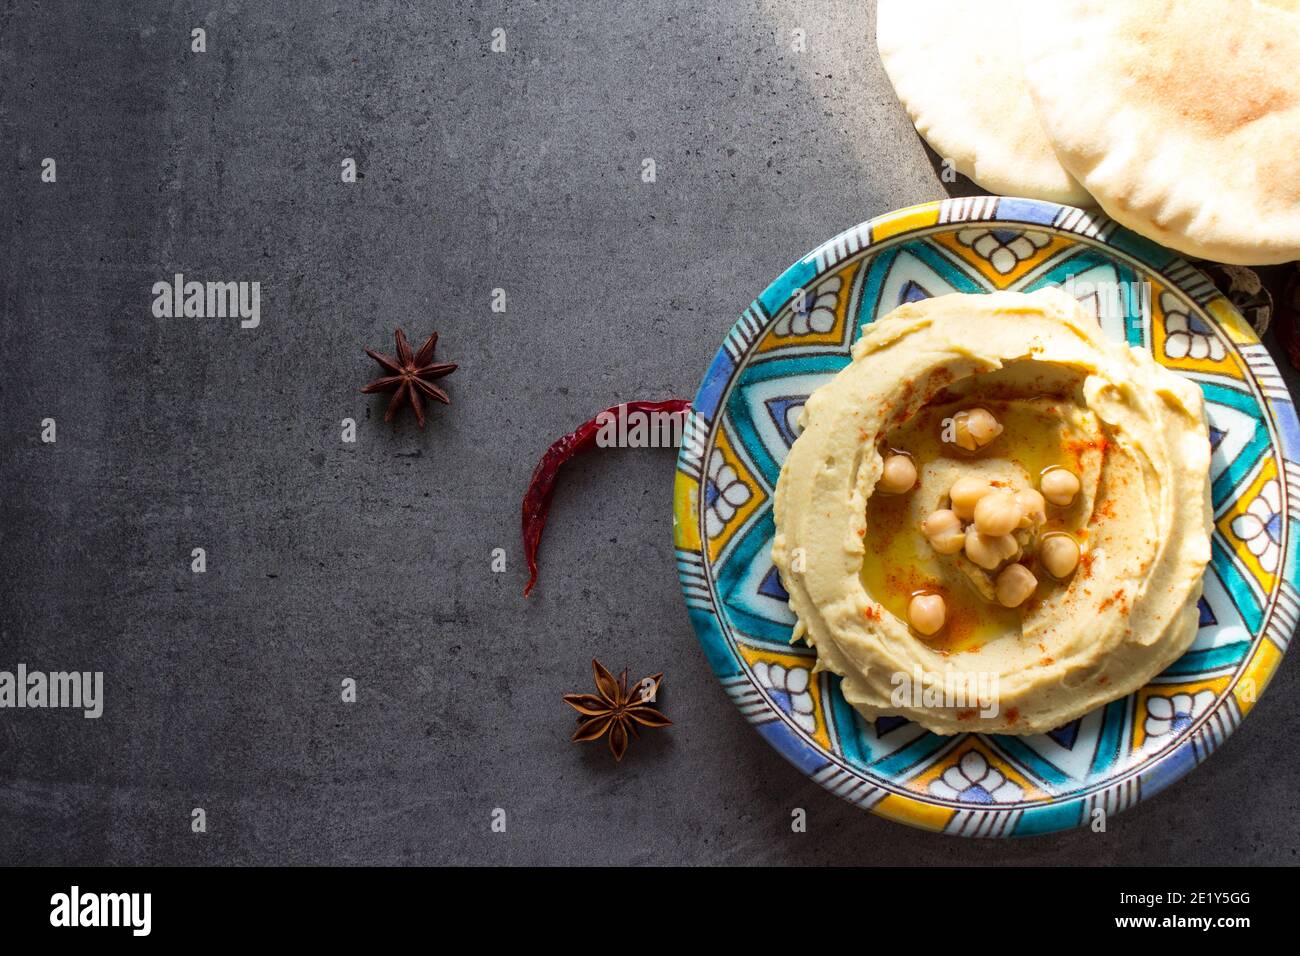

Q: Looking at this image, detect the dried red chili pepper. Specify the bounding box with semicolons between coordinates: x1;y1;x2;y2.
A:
522;399;691;596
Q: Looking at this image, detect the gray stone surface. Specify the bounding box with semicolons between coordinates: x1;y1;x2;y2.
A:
0;0;1296;865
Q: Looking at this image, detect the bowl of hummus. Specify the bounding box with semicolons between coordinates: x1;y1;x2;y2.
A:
674;198;1298;835
773;286;1213;736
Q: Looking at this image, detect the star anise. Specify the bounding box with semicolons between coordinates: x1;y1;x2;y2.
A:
563;659;671;761
361;328;457;428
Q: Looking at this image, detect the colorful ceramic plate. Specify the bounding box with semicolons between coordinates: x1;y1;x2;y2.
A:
674;198;1297;836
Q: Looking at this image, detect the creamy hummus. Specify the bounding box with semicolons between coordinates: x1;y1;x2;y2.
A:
771;288;1213;735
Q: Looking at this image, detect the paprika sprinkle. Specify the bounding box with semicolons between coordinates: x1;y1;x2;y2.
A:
521;399;691;596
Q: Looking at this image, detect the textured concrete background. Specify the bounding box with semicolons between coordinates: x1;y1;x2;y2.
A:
1;0;1296;865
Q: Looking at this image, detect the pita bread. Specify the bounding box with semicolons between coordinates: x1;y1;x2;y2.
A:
876;0;1090;205
1023;0;1300;264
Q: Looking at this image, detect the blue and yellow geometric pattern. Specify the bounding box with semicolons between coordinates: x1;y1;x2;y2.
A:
674;197;1298;837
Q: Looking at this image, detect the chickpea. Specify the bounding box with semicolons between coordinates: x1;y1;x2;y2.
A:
877;453;917;495
973;489;1021;537
966;407;1003;446
949;476;993;521
908;591;946;636
1040;533;1081;579
1041;467;1081;507
950;407;1004;452
921;508;966;555
995;563;1038;608
964;526;1019;570
1015;487;1047;528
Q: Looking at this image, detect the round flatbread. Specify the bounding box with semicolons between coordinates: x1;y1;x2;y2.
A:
876;0;1090;206
1022;0;1300;265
